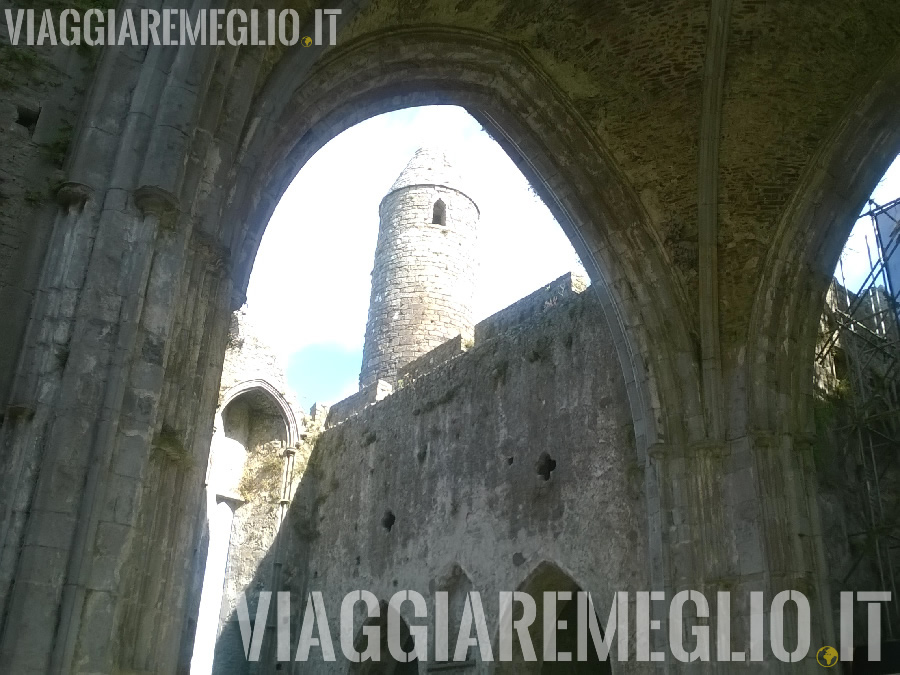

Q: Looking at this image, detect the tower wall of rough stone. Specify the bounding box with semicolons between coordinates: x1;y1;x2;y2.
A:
360;181;479;387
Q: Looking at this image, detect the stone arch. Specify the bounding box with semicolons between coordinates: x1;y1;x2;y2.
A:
348;599;419;675
224;27;701;457
0;23;701;673
192;380;298;672
495;560;612;675
218;379;300;448
431;563;476;664
206;380;294;499
747;48;900;434
215;28;706;608
739;49;900;655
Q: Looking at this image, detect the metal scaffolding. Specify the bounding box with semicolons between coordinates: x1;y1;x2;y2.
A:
816;196;900;637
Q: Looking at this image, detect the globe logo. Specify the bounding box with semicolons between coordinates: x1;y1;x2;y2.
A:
817;646;839;667
301;36;313;47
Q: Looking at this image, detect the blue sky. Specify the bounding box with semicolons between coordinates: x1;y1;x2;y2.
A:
245;106;585;409
245;105;899;410
839;154;900;292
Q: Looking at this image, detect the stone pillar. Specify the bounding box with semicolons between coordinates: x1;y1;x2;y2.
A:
648;431;831;671
360;148;480;388
192;496;243;675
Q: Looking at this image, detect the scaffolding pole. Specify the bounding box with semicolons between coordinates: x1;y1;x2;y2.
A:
816;197;900;637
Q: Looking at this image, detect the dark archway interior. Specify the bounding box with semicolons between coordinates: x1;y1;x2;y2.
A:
350;601;420;675
540;595;609;674
502;563;613;674
221;389;288;448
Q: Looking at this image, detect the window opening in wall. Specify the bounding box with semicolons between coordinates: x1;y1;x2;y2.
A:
15;104;40;135
432;198;446;225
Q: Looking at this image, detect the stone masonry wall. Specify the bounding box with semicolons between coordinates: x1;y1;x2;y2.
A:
0;3;98;416
230;286;649;673
184;311;310;673
474;272;589;343
335;273;590;427
4;4;893;668
212;401;292;675
220;310;291;399
360;183;479;388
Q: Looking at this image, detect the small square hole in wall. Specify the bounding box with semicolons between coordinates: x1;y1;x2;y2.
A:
15;105;40;136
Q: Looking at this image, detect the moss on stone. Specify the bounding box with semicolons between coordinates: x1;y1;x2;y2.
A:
152;426;193;467
39;122;73;168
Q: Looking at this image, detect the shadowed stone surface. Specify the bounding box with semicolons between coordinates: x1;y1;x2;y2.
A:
234;285;648;673
0;1;898;671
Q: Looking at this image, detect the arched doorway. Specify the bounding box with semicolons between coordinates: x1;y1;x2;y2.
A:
348;600;419;675
498;562;612;675
0;23;689;675
190;381;296;674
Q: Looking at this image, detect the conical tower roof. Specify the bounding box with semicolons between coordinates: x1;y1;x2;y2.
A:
389;147;467;194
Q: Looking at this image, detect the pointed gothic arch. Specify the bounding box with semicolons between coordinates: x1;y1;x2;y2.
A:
218;379;300;448
744;51;900;649
748;49;900;436
348;599;419;675
495;561;612;675
218;33;702;642
430;563;477;665
0;23;697;673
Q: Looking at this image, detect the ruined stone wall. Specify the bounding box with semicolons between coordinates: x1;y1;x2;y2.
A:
360;182;479;388
212;403;290;675
0;6;97;415
220;310;291;397
184;311;311;674
246;286;648;672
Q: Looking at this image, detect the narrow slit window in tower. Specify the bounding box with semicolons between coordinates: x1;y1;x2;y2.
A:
432;199;446;226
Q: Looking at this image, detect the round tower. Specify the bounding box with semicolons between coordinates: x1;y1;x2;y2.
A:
360;148;480;388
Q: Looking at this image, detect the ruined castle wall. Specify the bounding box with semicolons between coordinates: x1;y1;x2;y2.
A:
187;310;310;673
211;405;290;674
269;288;647;672
0;17;96;414
360;184;479;388
474;272;589;343
220;311;291;398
